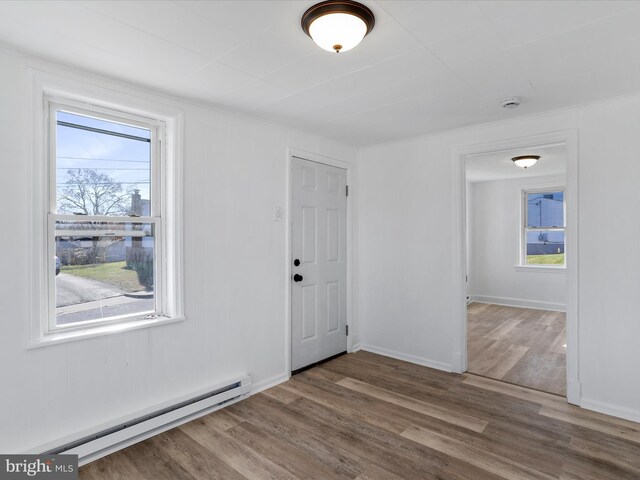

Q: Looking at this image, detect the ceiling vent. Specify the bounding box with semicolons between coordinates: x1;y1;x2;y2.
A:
501;96;521;109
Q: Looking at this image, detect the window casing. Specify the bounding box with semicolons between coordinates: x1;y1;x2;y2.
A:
521;188;566;267
34;92;183;342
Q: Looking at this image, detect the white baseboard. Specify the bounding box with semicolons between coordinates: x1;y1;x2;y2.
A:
470;295;566;312
580;398;640;424
350;342;363;352
249;372;289;396
566;379;581;406
360;344;452;373
451;352;465;374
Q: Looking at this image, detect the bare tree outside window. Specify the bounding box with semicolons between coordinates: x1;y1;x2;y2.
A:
57;168;135;264
57;168;133;216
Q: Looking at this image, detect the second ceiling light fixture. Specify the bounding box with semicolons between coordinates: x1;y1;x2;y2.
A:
512;155;540;169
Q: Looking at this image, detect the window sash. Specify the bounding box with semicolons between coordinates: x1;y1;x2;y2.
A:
523;226;566;265
521;188;566;266
524;189;566;229
47;100;165;334
49;100;162;218
48;218;164;333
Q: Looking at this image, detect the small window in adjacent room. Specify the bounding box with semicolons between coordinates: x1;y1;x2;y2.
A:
45;99;178;334
522;189;565;267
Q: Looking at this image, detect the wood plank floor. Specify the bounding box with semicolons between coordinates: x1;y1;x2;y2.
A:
79;351;640;480
467;302;566;396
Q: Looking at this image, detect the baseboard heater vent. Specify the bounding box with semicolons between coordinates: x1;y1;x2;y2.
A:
44;374;251;465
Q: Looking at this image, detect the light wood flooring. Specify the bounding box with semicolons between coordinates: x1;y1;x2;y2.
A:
80;351;640;480
467;302;566;396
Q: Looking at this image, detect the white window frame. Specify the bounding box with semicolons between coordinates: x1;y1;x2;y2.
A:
48;100;165;332
29;74;184;347
519;187;566;269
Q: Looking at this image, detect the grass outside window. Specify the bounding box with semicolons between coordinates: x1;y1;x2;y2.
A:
61;261;147;292
526;254;565;265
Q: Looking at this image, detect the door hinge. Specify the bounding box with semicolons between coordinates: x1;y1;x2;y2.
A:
346;185;349;197
346;325;349;336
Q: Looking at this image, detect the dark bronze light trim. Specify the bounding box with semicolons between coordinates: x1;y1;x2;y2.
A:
301;0;375;50
512;155;540;169
511;155;541;162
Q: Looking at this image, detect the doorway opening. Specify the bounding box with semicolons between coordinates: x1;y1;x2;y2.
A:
459;133;578;400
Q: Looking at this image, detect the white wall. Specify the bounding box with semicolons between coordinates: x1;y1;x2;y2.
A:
358;94;640;421
0;49;357;452
468;175;567;311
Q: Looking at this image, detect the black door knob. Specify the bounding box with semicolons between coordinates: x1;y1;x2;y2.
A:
294;259;300;266
293;274;303;282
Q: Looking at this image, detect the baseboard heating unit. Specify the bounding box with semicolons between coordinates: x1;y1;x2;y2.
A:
41;374;251;466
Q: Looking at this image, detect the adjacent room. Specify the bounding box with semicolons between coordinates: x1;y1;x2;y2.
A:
1;1;640;479
465;143;568;396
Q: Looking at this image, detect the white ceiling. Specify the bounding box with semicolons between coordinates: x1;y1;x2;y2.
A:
465;143;566;183
1;1;640;146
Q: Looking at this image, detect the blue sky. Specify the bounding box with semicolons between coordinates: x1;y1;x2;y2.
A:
56;110;151;211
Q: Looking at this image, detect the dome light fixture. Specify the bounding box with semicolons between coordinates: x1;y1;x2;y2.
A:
502;96;521;109
512;155;540;169
301;0;375;53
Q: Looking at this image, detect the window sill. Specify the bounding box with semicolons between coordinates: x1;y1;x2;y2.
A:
514;265;567;274
27;315;186;349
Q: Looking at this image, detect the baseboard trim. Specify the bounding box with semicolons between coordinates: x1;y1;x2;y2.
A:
351;342;363;352
470;295;566;312
566;379;581;406
580;398;640;424
451;352;465;374
249;372;289;396
360;344;452;373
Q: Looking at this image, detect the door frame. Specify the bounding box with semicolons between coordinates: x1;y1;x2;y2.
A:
451;129;580;405
285;148;354;375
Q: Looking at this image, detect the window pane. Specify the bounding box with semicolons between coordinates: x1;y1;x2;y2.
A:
55;220;155;326
525;229;565;265
56;111;152;216
527;191;564;228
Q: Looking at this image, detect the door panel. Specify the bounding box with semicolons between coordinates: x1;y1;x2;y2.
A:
302;285;317;340
302;165;317;189
326;208;340;262
292;157;347;371
326;281;340;333
301;207;317;264
326;171;339;192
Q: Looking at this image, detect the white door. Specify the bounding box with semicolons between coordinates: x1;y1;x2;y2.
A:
291;157;348;372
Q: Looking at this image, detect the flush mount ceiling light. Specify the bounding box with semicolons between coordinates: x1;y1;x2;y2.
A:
512;155;540;169
301;0;375;53
502;96;521;109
